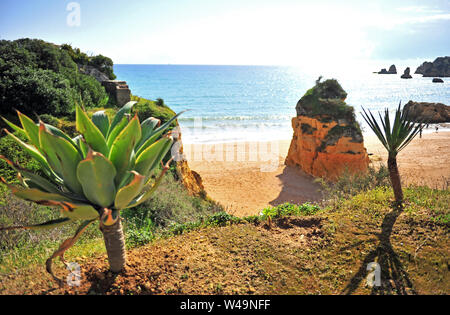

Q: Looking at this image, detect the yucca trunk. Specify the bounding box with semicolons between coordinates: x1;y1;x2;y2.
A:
388;154;403;204
101;219;126;272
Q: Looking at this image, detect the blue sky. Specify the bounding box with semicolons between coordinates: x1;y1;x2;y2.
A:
1;0;449;66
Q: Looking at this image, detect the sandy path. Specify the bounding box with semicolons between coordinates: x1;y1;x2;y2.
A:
184;131;450;217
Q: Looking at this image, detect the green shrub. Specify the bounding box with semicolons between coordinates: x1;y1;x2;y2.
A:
39;114;60;127
317;165;391;203
261;202;321;219
121;168;223;244
0;66;74;116
0;39;111;117
131;95;176;125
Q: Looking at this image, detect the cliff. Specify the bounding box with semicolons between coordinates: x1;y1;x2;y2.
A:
173;133;206;197
415;56;450;77
404;101;450;123
286;79;369;181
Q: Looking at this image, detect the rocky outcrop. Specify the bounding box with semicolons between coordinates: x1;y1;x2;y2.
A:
176;161;205;197
404;101;450;123
172;133;206;197
78;64;110;82
401;67;412;79
415;57;450;77
378;65;397;74
286;79;369;181
101;80;131;107
432;78;444;83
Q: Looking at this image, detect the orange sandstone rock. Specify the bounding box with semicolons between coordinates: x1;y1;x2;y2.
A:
285;79;369;181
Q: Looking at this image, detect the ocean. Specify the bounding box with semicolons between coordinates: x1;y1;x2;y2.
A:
114;64;450;144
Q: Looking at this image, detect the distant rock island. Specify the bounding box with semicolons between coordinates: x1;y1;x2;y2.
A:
286;78;369;181
415;56;450;77
401;67;412;79
377;65;397;74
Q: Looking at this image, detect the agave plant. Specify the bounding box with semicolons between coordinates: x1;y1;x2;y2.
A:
362;103;422;205
0;102;183;284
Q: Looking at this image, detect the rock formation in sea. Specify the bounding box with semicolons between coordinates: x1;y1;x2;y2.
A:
378;65;397;74
432;78;444;83
415;56;450;77
404;101;450;123
401;67;412;79
285;78;370;181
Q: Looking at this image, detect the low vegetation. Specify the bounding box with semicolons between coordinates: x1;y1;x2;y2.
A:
1;183;447;295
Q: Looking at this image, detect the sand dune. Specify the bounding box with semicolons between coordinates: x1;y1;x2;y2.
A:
184;132;450;217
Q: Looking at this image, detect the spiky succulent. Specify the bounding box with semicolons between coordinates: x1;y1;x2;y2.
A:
0;102;183;282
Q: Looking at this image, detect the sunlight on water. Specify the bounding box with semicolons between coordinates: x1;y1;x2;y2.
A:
115;65;450;143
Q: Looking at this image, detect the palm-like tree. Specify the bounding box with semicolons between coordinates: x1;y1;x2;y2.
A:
362;104;422;206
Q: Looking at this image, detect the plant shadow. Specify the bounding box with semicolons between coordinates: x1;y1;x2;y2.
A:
342;204;416;295
269;166;323;207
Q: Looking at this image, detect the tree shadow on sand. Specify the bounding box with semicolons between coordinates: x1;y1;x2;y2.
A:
342;205;416;295
269;166;323;207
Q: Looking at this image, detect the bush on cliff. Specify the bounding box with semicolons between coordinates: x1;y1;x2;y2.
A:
60;44;116;80
0;39;109;117
131;95;176;125
297;77;353;120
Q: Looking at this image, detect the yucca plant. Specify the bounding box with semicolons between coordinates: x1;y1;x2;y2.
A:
362;104;422;205
0;102;183;284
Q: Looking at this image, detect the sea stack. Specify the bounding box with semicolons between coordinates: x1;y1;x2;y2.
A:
378;65;397;74
285;78;369;181
401;67;412;79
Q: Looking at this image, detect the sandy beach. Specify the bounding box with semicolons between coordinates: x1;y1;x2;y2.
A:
184;131;450;217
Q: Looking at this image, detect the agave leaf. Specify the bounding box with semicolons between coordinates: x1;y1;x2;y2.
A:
17;111;40;149
0;156;62;194
0;218;71;231
56;202;100;221
44;123;84;157
76;106;109;156
127;160;172;209
92;111;110;138
136;110;186;156
106;116;128;148
109;115;142;186
46;219;96;286
39;123;84;195
136;117;161;149
114;171;146;210
77;150;117;208
135;136;173;176
1;180;72;204
73;135;89;159
3;129;61;182
1;116;27;138
107;101;137;138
